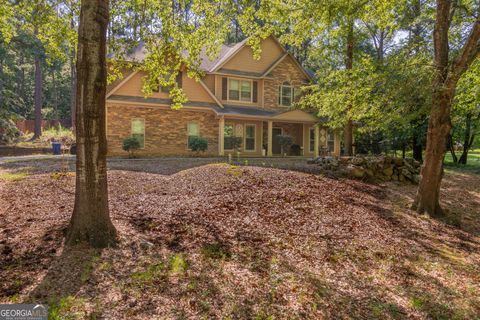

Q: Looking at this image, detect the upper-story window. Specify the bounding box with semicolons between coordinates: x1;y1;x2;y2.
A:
278;81;294;107
229;79;252;102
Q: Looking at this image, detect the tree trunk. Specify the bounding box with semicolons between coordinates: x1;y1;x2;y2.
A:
0;56;4;107
65;0;117;248
70;18;77;129
33;52;43;139
344;20;354;156
52;68;58;121
413;0;452;216
412;131;423;162
413;0;480;216
447;134;458;163
458;113;472;164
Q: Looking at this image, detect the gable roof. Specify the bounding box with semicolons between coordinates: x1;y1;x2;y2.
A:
116;36;313;81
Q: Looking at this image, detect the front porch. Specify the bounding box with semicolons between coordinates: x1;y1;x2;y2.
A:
217;114;341;158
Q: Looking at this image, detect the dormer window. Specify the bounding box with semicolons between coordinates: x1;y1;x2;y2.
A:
279;81;294;107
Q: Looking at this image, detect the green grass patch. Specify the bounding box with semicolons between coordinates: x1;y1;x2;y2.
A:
169;254;188;274
444;149;480;174
49;296;89;320
131;261;167;290
369;302;403;319
200;243;232;260
0;171;30;181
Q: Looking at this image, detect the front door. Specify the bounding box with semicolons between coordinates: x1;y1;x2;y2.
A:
272;128;282;155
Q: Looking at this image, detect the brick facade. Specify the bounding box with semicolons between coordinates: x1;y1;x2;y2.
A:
106;104;219;156
263;55;309;111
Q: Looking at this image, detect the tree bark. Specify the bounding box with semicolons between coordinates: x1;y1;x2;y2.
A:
52;68;58;121
447;134;458;163
458;113;473;164
412;131;423;162
70;17;77;129
33;52;43;139
413;0;480;216
0;56;4;107
344;20;354;156
65;0;117;248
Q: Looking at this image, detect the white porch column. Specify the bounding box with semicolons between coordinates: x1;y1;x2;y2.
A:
314;125;320;158
333;129;341;157
218;116;225;156
267;120;273;156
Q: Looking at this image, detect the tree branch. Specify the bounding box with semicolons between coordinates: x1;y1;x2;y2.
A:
448;19;480;86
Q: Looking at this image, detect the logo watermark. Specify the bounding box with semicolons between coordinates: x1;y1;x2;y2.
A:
0;304;48;320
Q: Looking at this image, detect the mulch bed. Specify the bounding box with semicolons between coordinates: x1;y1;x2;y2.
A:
1;164;479;319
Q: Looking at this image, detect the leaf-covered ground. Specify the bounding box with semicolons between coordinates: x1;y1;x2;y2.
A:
0;158;479;319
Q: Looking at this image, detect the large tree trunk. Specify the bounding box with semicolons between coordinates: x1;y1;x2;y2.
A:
458;113;473;164
344;20;354;156
413;0;452;216
65;0;117;248
33;53;42;139
413;88;454;216
413;0;480;216
0;56;4;107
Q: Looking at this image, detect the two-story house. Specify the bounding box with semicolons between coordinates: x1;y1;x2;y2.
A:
105;36;341;157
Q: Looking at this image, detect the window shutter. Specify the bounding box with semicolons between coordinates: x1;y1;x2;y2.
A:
176;72;183;88
222;77;228;100
278;85;281;105
252;81;258;103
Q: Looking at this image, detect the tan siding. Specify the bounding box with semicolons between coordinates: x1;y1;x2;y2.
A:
114;71;215;103
106;103;218;156
222;37;284;73
182;73;215;102
107;68;134;94
203;74;216;94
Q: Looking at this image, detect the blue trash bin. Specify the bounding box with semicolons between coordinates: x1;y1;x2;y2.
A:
52;142;62;155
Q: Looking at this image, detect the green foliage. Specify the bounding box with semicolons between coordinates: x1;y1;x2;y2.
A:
0;110;20;144
109;0;234;110
122;136;141;157
189;136;208;152
225;136;243;151
40;126;75;145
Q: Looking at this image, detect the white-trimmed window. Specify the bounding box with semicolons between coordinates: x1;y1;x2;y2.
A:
187;122;200;149
309;128;315;152
131;118;145;148
245;124;256;151
224;124;234;150
278;81;294;106
229;79;252;102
